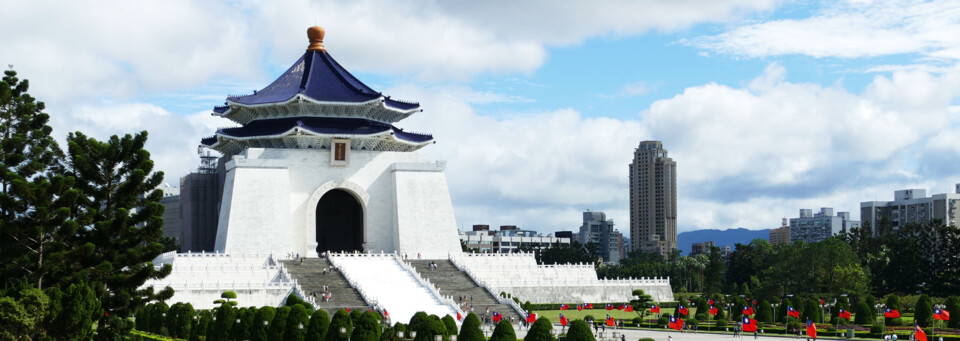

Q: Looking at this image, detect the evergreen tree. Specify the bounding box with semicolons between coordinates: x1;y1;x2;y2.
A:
564;320;594;341
441;315;457;336
286;304;311;341
65;131;173;321
629;289;653;321
269;306;292;340
192;310;213;341
755;299;773;323
914;295;932;328
489;319;516;341
458;312;483;341
44;281;102;340
413;315;447;341
306;308;330;341
0;68;90;292
251;306;276;341
884;295;902;326
351;311;382;341
524;317;555;341
854;301;874;325
801;299;821;324
326;309;354;341
408;312;429;334
947;296;960;329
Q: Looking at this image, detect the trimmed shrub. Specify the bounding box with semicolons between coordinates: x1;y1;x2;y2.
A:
564;320;594;341
351;311;382;341
755;300;773;323
269;306;292;341
287;304;311;341
408;312;429;333
413;315;447;341
884;295;902;326
854;301;874;325
442;315;457;336
192;310;213;341
915;295;932;328
251;306;276;341
458;312;483;341
583;315;594;322
524;317;555;341
657;315;669;327
326;309;354;341
307;309;330;341
490;320;516;341
947;296;960;329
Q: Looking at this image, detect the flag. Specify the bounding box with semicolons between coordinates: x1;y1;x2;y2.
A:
526;312;537;323
742;317;757;332
560;304;569;310
383;310;390;318
787;306;800;318
743;306;754;316
492;312;502;323
752;299;757;306
709;306;718;316
838;309;852;319
884;308;900;318
585;303;594;309
457;312;462;321
650;305;661;313
668;316;684;331
606;303;613;311
345;308;351;313
678;304;689;316
934;308;951;321
560;313;569;326
606;314;615;326
625;305;634;312
708;299;714;305
806;319;817;339
819;299;824;305
577;304;583;311
915;323;927;341
617;304;625;311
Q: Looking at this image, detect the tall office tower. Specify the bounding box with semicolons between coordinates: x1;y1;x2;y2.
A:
629;140;677;258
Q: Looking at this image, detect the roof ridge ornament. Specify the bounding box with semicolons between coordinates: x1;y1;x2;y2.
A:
307;26;326;51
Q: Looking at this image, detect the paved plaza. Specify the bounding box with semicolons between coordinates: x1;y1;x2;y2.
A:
504;325;815;341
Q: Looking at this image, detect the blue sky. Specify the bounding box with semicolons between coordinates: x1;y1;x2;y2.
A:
3;0;960;235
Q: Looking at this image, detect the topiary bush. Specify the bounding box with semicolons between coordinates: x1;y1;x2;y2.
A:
306;309;330;341
458;313;483;341
947;296;960;329
441;315;457;336
490;319;516;341
350;311;381;341
564;320;594;341
269;306;291;341
524;317;555;341
251;306;276;341
657;314;669;327
412;315;446;341
854;301;874;325
286;304;311;341
326;309;353;341
583;315;594;322
915;294;932;328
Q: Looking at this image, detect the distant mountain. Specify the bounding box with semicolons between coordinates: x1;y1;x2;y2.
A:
677;228;770;255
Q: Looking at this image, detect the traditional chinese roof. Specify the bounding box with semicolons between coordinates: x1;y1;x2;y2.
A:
213;27;421;125
201;117;433;155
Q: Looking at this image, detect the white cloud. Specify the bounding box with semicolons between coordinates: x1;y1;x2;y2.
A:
598;82;652;98
684;0;960;61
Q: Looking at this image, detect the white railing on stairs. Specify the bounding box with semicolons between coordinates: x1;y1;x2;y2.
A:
448;255;526;318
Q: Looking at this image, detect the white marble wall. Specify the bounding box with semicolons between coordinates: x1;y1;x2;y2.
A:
214;147;462;258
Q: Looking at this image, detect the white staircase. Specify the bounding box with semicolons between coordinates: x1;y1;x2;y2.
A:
329;253;462;325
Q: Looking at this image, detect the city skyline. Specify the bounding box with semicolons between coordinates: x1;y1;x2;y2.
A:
2;1;960;234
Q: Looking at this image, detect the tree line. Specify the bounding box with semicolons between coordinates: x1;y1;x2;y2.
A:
0;69;172;339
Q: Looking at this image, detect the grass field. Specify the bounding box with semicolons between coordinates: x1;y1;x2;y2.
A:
533;309;650;321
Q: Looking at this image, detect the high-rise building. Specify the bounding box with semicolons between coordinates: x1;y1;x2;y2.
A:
629;140;677;258
769;218;791;246
578;211;623;264
789;207;859;243
861;187;960;234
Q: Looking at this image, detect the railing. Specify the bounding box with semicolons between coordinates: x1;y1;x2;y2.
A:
449;255;526;318
328;251;464;319
146;280;293;290
275;255;320;311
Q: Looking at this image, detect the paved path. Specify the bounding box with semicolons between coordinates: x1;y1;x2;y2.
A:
499;325;813;341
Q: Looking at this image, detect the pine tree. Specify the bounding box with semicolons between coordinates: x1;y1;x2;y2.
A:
251;306;277;341
287;304;311;341
46;282;102;340
351;311;382;341
914;295;932;328
0;68;89;291
65;131;172;321
326;309;354;341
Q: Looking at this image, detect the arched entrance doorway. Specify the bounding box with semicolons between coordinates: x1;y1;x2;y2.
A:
316;189;363;253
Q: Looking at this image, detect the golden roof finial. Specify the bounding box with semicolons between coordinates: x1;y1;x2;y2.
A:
307;26;326;51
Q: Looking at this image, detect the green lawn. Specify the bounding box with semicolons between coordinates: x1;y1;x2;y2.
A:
533;309;649;321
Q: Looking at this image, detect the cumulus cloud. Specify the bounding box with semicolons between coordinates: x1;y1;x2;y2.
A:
683;0;960;61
